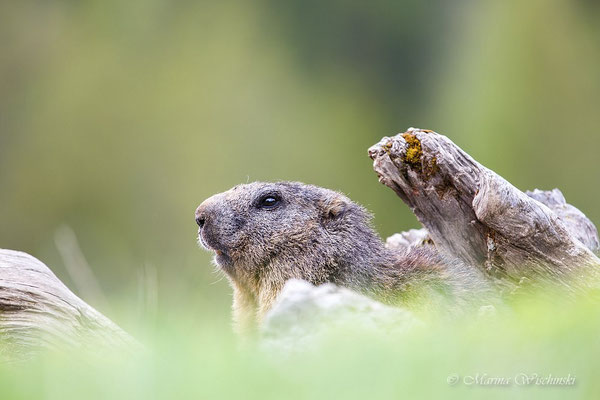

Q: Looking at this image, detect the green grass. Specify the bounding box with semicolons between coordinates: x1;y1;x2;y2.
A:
1;287;599;400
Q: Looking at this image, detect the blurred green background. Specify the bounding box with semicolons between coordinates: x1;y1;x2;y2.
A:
1;0;600;349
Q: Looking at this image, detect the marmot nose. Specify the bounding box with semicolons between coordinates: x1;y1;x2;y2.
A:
195;205;208;229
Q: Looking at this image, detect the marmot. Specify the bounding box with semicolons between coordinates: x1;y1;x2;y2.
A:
195;181;490;332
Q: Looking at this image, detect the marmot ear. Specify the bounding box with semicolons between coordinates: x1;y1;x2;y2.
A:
321;196;349;222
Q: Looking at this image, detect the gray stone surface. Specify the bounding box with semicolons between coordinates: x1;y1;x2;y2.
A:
261;279;420;351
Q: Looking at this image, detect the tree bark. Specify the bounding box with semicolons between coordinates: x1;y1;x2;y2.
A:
0;249;139;360
369;128;600;290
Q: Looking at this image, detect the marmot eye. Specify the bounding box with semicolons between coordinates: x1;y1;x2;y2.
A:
258;195;280;209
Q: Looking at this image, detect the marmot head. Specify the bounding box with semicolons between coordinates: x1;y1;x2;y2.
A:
195;182;382;281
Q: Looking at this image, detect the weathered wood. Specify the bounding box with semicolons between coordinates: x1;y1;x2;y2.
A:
0;249;139;360
385;190;599;257
369;128;600;289
525;188;600;253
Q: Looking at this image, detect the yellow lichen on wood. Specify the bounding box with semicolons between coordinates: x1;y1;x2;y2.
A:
383;140;393;155
402;133;423;168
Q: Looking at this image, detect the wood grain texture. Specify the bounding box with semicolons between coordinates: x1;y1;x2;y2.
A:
0;249;139;359
369;128;600;289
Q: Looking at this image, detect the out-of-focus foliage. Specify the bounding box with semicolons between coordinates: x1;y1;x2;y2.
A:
2;289;600;399
1;0;600;391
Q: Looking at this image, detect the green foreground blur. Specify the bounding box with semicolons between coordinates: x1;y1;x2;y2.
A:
1;287;599;400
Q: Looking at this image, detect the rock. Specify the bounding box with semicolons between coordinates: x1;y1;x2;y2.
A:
260;279;420;352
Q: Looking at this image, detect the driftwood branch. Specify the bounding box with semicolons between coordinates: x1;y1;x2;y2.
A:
369;128;600;289
0;249;139;359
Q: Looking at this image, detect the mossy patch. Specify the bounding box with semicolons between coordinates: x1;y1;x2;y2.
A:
401;133;423;169
383;140;393;155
